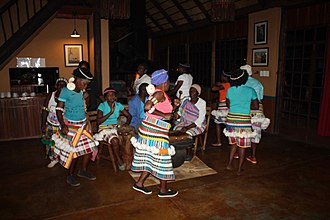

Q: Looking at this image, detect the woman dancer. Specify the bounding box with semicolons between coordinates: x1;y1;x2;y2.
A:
130;69;178;197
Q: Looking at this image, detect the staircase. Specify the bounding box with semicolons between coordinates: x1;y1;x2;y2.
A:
0;0;65;70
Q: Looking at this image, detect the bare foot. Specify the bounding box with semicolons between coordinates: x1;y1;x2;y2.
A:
237;169;244;175
211;143;222;147
226;165;233;171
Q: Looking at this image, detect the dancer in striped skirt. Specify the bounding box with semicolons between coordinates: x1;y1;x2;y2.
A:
211;71;231;147
224;68;259;174
131;69;178;197
52;68;99;187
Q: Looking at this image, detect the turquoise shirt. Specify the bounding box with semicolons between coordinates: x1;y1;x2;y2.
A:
58;87;86;121
97;101;124;126
226;85;257;115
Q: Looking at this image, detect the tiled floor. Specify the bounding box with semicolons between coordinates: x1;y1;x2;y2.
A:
1;131;330;219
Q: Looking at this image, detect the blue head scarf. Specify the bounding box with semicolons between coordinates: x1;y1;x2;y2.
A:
151;69;168;86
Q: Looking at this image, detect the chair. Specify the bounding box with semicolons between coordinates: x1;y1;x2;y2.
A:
193;106;212;156
87;111;118;172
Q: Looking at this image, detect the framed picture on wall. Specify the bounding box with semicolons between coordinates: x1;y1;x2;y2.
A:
252;48;268;66
64;44;83;67
254;21;267;45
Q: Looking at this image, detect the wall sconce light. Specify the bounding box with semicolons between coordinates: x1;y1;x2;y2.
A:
70;12;80;38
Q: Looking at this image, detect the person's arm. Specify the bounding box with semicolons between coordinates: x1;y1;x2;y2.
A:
56;101;68;135
167;80;183;97
41;93;52;133
144;91;172;120
226;98;230;108
97;102;115;125
211;83;224;92
251;99;259;110
121;109;132;125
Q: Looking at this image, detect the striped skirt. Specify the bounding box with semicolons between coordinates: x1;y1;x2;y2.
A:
41;123;59;159
93;124;118;143
250;103;270;143
223;113;257;148
211;101;228;124
52;118;99;169
174;121;206;136
130;116;175;180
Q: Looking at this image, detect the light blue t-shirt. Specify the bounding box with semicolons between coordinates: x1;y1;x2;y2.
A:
128;95;146;130
58;87;86;121
226;85;257;115
97;101;124;126
245;77;264;101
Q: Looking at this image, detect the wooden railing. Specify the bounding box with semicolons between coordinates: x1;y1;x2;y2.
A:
0;0;65;70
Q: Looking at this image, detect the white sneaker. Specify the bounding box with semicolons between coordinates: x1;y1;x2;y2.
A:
47;160;58;168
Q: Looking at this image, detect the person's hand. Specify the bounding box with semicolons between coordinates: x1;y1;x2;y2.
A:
173;98;181;107
180;127;187;133
110;102;115;113
61;125;68;135
173;112;180;121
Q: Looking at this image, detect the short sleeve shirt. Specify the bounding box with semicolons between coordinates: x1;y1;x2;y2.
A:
97;101;124;126
226;85;257;115
58;87;86;121
176;73;193;99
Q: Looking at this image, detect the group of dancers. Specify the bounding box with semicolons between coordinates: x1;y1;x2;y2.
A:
40;61;269;198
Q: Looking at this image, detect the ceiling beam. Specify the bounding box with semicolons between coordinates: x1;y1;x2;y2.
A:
172;0;193;24
146;10;164;31
149;0;177;28
193;0;212;22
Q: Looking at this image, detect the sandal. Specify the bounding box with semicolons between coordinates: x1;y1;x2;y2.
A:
211;143;222;147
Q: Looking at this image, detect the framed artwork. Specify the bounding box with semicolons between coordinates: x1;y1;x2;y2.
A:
64;44;83;67
252;48;268;66
254;21;267;45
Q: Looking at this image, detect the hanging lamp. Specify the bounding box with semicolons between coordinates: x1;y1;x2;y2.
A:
70;12;80;38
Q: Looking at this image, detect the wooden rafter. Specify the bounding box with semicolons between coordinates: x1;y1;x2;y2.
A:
146;10;164;31
172;0;193;24
193;0;212;22
149;0;177;28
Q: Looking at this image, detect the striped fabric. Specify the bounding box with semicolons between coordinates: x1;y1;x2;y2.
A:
52;118;99;169
174;99;206;136
93;124;118;143
131;116;175;180
212;101;228;124
223;112;256;148
41;123;59;159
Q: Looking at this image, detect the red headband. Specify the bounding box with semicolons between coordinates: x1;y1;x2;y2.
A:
103;89;116;96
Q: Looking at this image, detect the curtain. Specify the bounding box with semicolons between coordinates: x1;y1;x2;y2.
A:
317;26;330;136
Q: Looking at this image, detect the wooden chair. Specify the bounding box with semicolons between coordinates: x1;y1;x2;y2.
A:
193;106;212;156
87;111;118;172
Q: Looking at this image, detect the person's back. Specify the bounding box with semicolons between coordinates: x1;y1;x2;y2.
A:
226;85;257;115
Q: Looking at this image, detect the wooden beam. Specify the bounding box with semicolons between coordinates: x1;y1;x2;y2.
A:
149;0;177;28
193;0;212;22
172;0;193;24
146;10;164;31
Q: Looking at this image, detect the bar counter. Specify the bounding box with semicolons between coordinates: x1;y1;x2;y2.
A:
0;95;46;141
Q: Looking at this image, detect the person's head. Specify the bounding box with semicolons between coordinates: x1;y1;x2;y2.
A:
137;63;149;76
69;67;93;91
138;83;148;96
177;62;191;74
79;60;90;70
103;87;117;103
240;64;252;76
151;69;170;91
55;77;68;91
190;84;201;99
230;69;249;87
221;71;230;83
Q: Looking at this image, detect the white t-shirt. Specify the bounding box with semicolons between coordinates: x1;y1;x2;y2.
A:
175;73;193;99
194;97;206;127
133;74;151;94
